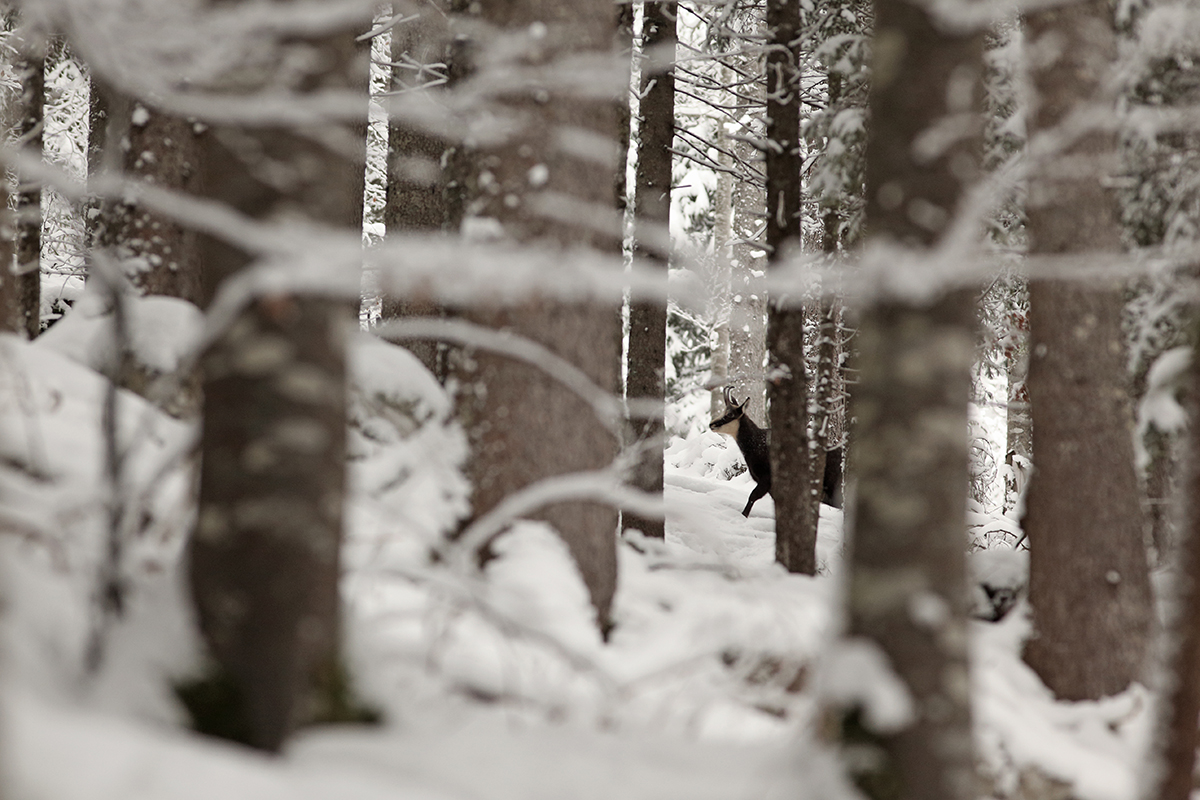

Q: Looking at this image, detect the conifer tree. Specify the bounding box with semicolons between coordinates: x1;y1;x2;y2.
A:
448;0;624;633
764;0;815;573
1020;0;1154;701
841;0;982;795
626;0;676;540
186;4;370;751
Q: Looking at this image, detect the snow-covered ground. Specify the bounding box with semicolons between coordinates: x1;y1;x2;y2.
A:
0;303;1158;799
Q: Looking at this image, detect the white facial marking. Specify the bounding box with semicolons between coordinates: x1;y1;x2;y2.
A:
711;417;740;438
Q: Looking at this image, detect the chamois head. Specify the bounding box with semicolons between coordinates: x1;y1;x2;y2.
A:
710;386;747;437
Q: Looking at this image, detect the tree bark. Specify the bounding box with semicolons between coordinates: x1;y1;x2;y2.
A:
810;83;850;516
380;5;450;376
84;92;204;416
0;133;14;334
105;103;204;303
1149;330;1200;800
709;127;734;419
1003;300;1031;513
449;0;623;634
187;13;369;751
8;16;42;339
0;12;21;334
625;0;675;540
842;0;982;796
727;124;766;424
1020;0;1153;701
812;263;844;508
764;0;812;574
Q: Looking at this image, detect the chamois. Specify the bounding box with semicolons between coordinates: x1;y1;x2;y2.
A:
710;386;845;516
710;387;772;517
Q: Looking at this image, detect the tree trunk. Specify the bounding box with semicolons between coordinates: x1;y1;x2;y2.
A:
449;1;623;634
842;0;982;796
10;16;42;339
1020;0;1153;701
812;237;845;509
0;13;21;333
186;14;369;752
764;0;814;574
1144;427;1178;563
86;92;204;416
625;0;675;540
811;89;849;516
709;127;734;419
1003;300;1031;514
1149;337;1200;800
727;124;766;423
0;135;14;333
380;5;450;376
84;70;111;259
105;102;204;303
1150;416;1200;800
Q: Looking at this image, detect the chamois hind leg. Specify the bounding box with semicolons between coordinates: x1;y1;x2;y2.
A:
742;482;769;517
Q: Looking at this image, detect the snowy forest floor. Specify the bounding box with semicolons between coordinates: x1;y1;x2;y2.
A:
0;305;1164;800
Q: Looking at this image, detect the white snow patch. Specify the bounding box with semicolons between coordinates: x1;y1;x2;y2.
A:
39;290;203;376
818;638;916;734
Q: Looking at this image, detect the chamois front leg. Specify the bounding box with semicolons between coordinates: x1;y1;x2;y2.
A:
742;481;769;517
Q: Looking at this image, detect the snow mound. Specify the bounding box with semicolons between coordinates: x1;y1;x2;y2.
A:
39;289;203;378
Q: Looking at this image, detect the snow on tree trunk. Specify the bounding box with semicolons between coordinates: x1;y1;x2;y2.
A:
625;0;675;540
1020;0;1153;701
449;1;623;635
841;0;982;795
764;0;814;574
187;20;369;752
380;6;450;377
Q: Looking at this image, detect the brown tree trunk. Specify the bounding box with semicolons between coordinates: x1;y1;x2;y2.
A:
1020;0;1153;701
449;1;623;634
625;1;675;540
105;103;203;303
764;0;814;574
380;6;450;376
841;0;982;796
79;78;204;415
186;14;369;752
